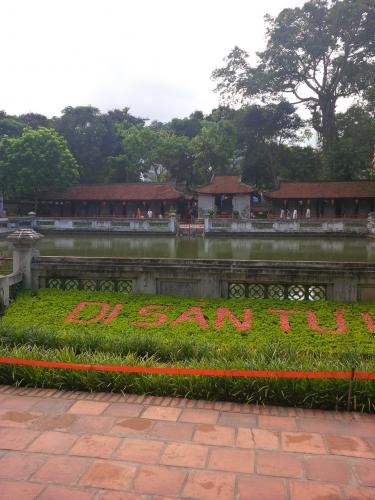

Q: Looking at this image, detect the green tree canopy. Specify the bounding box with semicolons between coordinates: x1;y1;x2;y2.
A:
0;127;78;210
191;120;238;182
325;104;375;180
213;0;375;152
52;106;145;183
117;125;192;182
233;102;303;187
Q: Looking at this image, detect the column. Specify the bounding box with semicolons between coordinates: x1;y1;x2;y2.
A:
6;228;44;288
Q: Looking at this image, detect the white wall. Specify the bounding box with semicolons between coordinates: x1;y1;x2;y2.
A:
198;194;214;215
233;194;251;218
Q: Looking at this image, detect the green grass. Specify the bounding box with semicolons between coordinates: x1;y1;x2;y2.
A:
0;344;374;412
0;289;374;411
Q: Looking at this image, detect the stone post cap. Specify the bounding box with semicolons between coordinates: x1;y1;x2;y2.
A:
6;228;44;247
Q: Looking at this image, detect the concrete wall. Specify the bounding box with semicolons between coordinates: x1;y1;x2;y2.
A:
31;256;375;302
6;216;178;234
233;194;250;218
0;272;23;308
198;194;214;216
205;217;368;235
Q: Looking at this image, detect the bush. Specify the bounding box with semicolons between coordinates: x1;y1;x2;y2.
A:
0;289;374;410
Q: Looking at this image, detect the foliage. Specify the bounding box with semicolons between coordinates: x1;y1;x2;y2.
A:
1;344;374;411
324;105;375;180
234;102;304;187
52;106;144;183
212;0;375;152
117;124;193;182
18;113;49;129
0;289;374;410
191;120;238;182
168;112;203;138
2;289;375;359
0;117;27;138
0;128;79;208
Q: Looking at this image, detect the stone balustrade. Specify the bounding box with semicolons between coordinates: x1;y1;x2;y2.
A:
6;216;178;234
2;227;375;305
204;216;368;235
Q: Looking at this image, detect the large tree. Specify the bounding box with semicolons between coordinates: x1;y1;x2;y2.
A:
191;120;238;182
117;125;192;182
234;102;303;187
51;106;107;183
0;113;26;138
212;0;375;152
52;106;145;183
0;127;78;211
325;104;375;179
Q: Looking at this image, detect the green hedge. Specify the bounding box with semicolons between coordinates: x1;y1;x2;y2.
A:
0;289;374;411
2;289;375;358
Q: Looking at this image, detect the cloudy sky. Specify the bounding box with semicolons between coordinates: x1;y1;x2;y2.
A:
1;0;307;122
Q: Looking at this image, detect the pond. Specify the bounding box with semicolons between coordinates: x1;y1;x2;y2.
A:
1;234;374;262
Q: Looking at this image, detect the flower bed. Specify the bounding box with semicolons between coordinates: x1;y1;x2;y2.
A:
0;289;374;410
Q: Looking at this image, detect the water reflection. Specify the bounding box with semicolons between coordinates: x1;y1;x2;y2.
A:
0;234;374;262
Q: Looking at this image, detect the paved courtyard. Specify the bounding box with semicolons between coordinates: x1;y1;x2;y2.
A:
0;384;374;499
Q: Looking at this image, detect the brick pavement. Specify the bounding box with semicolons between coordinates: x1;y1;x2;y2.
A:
0;384;374;499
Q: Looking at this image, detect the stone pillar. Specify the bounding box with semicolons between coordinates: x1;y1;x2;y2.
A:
204;215;210;233
169;214;177;233
0;276;10;308
6;229;43;288
367;213;375;238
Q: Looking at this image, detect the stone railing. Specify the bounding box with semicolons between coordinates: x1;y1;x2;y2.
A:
367;213;375;238
3;226;375;306
6;216;178;234
204;217;368;235
0;271;23;309
31;256;375;302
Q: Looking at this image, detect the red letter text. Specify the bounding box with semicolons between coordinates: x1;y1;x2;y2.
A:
215;307;252;331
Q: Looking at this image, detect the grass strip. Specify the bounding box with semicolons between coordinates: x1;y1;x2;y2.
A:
0;344;374;412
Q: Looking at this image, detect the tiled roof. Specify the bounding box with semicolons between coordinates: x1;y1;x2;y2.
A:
264;181;375;199
43;183;185;201
195;176;256;194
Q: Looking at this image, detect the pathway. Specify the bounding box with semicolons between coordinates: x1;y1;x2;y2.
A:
0;384;374;499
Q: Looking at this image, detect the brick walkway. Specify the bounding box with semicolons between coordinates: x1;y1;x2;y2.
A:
0;385;374;499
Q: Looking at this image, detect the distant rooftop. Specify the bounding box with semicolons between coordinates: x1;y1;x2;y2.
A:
265;181;375;199
43;182;185;201
195;175;256;195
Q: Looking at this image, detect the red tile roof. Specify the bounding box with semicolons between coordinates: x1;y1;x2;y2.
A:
264;181;375;199
195;176;256;194
43;183;185;201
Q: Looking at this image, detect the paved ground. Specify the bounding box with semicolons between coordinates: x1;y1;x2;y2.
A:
0;384;374;499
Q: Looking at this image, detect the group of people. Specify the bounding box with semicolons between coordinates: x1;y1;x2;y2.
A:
135;208;159;219
279;208;311;220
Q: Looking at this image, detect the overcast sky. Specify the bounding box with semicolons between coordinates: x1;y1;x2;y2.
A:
1;0;307;122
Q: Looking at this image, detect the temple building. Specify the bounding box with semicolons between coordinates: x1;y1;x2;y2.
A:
37;182;188;218
195;175;257;218
265;181;375;218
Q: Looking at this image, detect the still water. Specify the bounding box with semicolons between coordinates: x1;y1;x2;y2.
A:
1;234;374;262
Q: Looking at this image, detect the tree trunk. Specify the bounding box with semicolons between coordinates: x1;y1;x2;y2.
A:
319;96;337;153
